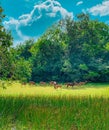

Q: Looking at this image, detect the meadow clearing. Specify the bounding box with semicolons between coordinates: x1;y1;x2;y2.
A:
0;81;109;130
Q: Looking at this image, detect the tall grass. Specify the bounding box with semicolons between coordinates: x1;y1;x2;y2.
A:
0;81;109;130
0;96;109;130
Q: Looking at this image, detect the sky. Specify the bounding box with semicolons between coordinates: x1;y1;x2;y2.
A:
1;0;109;45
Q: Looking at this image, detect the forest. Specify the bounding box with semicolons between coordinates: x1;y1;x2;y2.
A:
1;6;109;83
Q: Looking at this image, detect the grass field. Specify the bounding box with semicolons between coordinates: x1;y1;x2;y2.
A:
0;81;109;130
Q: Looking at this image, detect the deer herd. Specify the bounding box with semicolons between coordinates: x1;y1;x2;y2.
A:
22;80;87;89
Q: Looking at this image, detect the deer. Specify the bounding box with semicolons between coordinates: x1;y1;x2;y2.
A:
50;81;57;86
75;81;87;86
50;81;54;85
29;81;36;85
66;82;75;88
40;81;46;85
54;84;62;89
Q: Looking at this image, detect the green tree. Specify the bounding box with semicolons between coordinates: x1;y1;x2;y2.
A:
0;6;13;79
30;25;66;82
64;13;109;82
15;39;34;60
12;58;32;82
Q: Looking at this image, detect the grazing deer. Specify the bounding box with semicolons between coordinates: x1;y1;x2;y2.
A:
29;81;35;85
54;84;62;89
66;83;75;88
50;81;57;86
50;81;54;85
76;81;87;86
40;81;46;85
74;81;79;86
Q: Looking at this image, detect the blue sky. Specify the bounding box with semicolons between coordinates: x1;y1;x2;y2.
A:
1;0;109;45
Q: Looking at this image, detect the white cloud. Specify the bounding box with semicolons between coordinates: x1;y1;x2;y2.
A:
33;0;73;18
4;0;73;43
88;1;109;16
4;18;19;28
4;17;29;42
76;1;83;6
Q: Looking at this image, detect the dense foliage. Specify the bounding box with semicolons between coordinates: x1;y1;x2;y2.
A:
0;7;13;79
0;6;109;82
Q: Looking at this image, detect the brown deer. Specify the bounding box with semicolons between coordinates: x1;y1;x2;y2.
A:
50;81;57;86
54;84;62;89
66;83;75;88
76;81;87;86
74;81;79;86
29;81;36;85
40;81;46;85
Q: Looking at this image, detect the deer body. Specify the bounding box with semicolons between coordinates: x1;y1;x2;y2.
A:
66;83;74;88
54;84;62;89
29;81;35;85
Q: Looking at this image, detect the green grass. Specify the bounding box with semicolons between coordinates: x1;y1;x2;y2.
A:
1;82;109;97
0;81;109;130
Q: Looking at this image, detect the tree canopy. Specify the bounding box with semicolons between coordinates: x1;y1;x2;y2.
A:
1;7;109;83
0;6;13;79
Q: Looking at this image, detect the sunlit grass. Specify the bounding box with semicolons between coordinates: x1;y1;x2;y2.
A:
0;81;109;97
0;81;109;130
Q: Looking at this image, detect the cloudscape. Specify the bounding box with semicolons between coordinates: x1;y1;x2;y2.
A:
1;0;109;44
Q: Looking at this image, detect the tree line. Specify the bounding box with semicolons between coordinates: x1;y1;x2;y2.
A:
1;6;109;83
